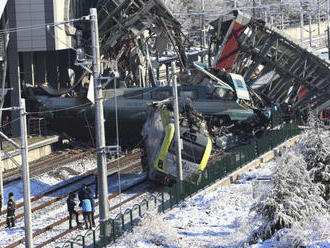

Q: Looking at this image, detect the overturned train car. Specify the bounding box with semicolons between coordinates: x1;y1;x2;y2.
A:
141;102;212;186
209;10;330;114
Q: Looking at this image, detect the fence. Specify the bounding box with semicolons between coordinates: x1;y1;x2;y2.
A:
56;111;302;248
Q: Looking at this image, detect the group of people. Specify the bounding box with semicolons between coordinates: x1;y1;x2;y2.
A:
1;184;95;231
0;192;16;228
67;184;96;229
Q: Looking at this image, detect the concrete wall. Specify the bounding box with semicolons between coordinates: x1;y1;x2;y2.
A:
53;0;75;50
15;0;74;52
2;144;52;171
15;0;47;51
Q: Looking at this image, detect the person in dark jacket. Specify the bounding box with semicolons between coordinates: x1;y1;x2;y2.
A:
67;192;81;229
6;192;15;228
78;184;93;229
86;187;96;227
0;192;2;213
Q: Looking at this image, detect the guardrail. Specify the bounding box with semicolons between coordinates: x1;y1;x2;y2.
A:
56;111;302;248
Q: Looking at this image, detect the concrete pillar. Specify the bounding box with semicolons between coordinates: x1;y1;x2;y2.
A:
22;52;34;86
7;0;21;137
33;52;46;85
46;51;58;89
58;50;70;88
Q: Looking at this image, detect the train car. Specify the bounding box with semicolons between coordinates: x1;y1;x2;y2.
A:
24;64;255;146
142;103;212;186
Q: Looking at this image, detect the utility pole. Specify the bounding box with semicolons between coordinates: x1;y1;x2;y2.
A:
171;61;183;183
234;0;237;9
280;0;284;30
300;2;304;42
90;8;110;244
200;0;205;58
309;12;312;47
327;0;330;56
0;150;3;209
317;0;321;35
328;0;330;27
20;98;33;248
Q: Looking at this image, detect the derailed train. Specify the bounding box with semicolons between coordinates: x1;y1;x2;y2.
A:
23;4;278;186
140;63;272;186
141;101;212;186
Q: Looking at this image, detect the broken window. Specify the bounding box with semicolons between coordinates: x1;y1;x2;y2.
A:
122;90;144;99
179;90;199;100
168;138;205;164
151;89;171;100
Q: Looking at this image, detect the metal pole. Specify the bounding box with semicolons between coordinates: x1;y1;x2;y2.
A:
309;12;312;47
90;8;110;244
318;0;321;35
300;2;304;42
20;98;33;248
270;13;274;27
0;150;3;209
327;27;330;58
328;0;330;57
280;0;284;30
234;0;237;9
200;0;205;51
328;0;330;27
171;61;183;183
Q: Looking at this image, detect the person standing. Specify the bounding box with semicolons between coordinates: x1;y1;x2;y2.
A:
78;184;93;229
67;192;81;229
6;192;15;228
86;187;96;227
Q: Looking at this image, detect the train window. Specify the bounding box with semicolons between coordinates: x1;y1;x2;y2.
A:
123;90;144;99
168;139;204;164
235;79;244;88
151;90;171;100
208;88;234;100
179;90;198;100
182;132;197;142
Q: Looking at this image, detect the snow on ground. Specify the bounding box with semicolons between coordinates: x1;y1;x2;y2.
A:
0;151;148;248
1;129;330;248
2;155;97;203
110;133;330;248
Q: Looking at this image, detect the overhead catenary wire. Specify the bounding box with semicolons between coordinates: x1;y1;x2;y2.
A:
0;18;85;35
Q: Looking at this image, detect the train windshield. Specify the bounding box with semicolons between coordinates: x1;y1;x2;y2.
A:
169;138;205;164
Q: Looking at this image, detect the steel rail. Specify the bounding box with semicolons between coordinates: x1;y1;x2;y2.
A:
0;158;142;227
5;179;148;248
0;151;142;218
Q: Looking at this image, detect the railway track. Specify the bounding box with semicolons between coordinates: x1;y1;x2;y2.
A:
37;181;150;248
0;149;93;217
0;151;142;221
2;150;145;248
3;149;91;183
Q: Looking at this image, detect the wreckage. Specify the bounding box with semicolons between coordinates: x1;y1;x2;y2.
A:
25;1;270;147
25;61;260;146
142;100;212;186
24;3;330;185
208;10;330;113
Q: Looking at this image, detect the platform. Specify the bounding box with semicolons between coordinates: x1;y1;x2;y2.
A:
1;135;60;172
